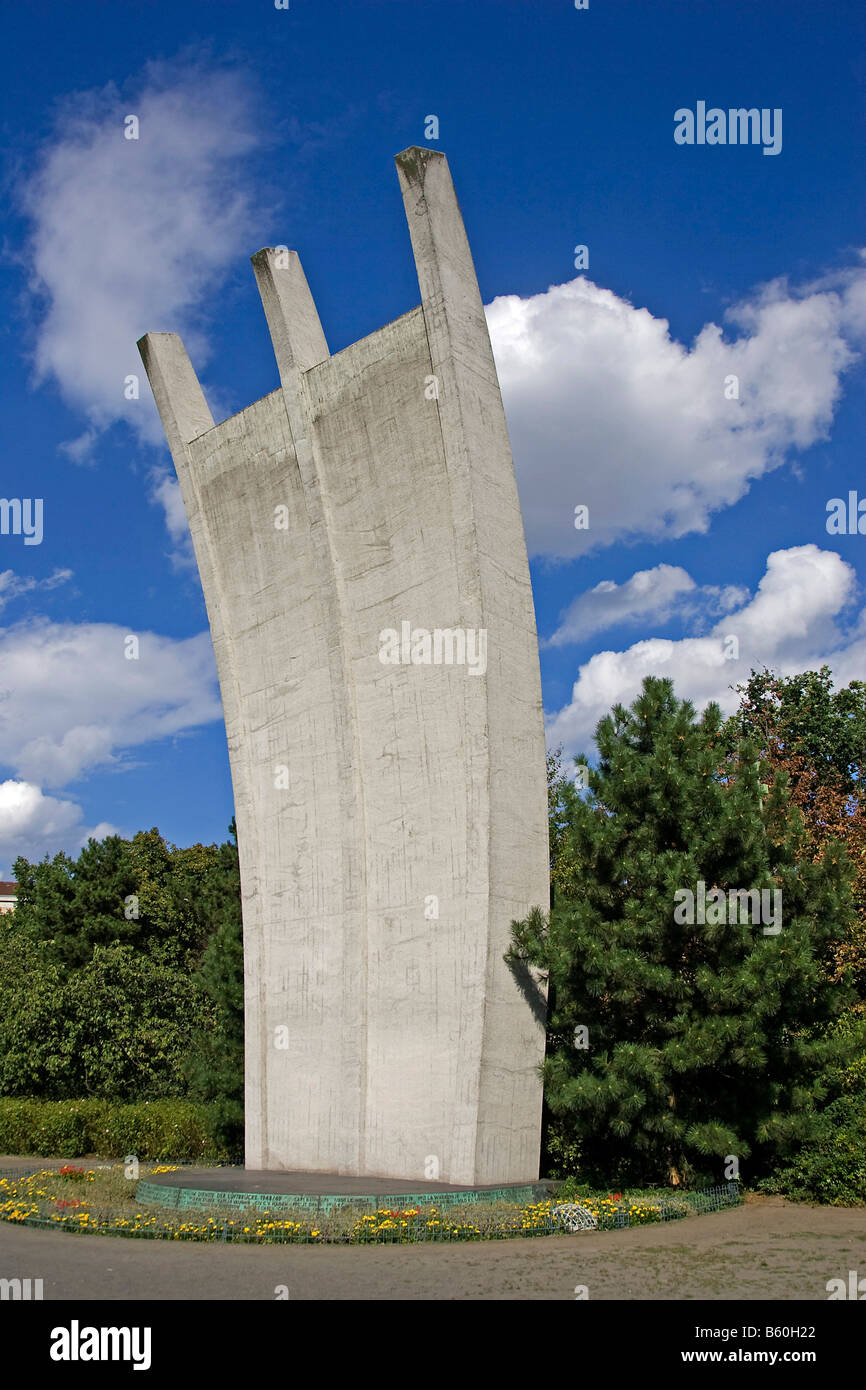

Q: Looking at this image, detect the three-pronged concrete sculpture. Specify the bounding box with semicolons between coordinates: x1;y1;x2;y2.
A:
138;148;549;1185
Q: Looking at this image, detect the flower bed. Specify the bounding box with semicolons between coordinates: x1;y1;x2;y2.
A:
0;1167;741;1244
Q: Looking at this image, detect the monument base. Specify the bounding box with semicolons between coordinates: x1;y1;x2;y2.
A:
136;1167;552;1215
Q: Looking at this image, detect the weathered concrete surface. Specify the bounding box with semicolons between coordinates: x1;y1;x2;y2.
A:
138;148;549;1185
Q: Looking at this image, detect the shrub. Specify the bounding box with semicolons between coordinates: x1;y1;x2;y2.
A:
759;1092;866;1205
759;1012;866;1204
0;1098;240;1163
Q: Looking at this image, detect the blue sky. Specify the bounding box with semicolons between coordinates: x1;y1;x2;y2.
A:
1;0;865;872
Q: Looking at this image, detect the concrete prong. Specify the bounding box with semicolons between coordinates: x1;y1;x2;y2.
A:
137;332;214;468
251;248;330;387
394;146;486;330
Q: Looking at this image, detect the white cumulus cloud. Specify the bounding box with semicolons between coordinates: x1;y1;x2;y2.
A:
0;779;119;876
488;268;866;559
0;620;221;787
547;564;696;646
546;545;862;755
149;471;195;568
19;58;264;456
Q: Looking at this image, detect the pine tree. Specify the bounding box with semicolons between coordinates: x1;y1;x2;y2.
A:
510;677;857;1187
13;837;139;969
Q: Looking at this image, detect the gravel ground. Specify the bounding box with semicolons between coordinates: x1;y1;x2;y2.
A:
2;1194;865;1300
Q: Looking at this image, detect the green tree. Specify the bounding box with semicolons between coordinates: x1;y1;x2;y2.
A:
183;820;244;1154
13;837;139;969
0;929;214;1100
510;677;856;1186
2;823;243;1112
722;665;866;996
128;828;234;969
547;746;583;906
12;827;238;972
723;665;866;798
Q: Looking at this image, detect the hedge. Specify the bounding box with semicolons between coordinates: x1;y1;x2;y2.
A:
0;1098;239;1163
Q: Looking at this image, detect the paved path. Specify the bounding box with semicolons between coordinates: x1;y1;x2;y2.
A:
2;1197;865;1299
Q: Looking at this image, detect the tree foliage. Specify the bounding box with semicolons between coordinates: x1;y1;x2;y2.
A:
182;819;244;1151
512;676;857;1186
0;824;242;1108
723;665;866;997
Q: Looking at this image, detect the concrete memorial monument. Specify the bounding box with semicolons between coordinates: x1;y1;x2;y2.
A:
139;147;548;1186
